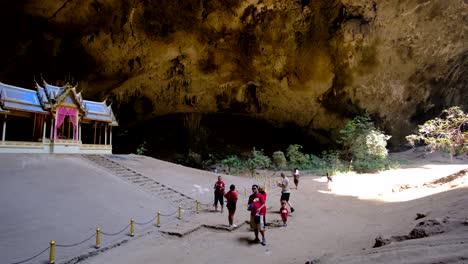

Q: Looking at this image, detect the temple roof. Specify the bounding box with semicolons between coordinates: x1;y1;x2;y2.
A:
0;81;118;125
0;82;48;114
82;100;119;125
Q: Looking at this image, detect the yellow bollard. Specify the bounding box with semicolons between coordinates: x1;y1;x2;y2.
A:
130;219;135;237
178;205;182;220
244;187;247;197
49;240;55;264
157;210;161;227
196;200;200;214
264;187;268;193
96;227;101;249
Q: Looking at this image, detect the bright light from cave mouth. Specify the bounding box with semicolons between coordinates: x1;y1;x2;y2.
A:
316;163;468;202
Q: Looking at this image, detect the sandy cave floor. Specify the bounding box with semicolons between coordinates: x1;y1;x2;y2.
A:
0;150;467;264
80;150;468;264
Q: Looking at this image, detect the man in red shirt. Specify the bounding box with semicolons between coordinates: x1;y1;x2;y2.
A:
248;184;266;245
224;184;238;227
213;175;225;213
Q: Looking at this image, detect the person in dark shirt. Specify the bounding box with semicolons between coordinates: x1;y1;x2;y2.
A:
224;184;238;227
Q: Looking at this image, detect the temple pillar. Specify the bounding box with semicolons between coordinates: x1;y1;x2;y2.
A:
42;120;47;143
2;114;6;141
79;124;82;142
50;118;54;140
110;126;112;145
54;111;58;140
104;124;108;145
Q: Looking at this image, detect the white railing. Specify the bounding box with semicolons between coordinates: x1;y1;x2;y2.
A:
53;139;80;145
0;141;43;148
0;140;112;153
81;144;112;150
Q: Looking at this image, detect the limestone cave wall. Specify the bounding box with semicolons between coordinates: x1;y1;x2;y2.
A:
0;0;466;154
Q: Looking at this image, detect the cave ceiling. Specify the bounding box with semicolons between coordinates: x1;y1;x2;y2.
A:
0;0;466;151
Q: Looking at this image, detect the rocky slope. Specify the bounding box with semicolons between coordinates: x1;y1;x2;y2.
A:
0;0;466;150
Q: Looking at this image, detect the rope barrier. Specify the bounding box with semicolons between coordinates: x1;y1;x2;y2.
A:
56;233;96;248
7;175;287;264
9;246;50;264
100;223;131;236
135;214;158;226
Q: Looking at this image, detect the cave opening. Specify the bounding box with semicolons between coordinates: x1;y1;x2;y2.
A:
112;113;326;168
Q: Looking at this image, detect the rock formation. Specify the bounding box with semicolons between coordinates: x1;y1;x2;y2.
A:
0;0;466;154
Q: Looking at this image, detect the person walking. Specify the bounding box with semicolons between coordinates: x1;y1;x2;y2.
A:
224;184;238;227
293;168;300;190
248;184;266;245
277;172;294;213
213;175;225;213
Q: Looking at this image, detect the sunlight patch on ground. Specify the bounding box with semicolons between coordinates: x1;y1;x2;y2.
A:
316;164;468;202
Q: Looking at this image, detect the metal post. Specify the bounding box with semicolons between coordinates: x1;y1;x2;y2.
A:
96;227;101;248
110;126;112;145
178;206;182;220
196;200;200;214
42;120;47;143
130;219;135;237
79;124;82;142
49;240;55;264
157;210;161;227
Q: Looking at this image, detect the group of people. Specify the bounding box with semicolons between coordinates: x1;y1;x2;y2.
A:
212;169;300;246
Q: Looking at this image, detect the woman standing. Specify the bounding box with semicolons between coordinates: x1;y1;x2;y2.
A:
224;184;238;227
293;168;300;190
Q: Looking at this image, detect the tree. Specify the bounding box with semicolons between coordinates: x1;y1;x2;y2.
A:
286;144;309;167
338;114;391;172
406;106;468;160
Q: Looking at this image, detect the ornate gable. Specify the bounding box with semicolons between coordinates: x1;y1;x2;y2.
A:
50;83;87;114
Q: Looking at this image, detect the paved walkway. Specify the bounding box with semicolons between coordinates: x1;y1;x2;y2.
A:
0;154;277;264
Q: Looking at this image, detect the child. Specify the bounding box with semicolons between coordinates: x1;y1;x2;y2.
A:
280;200;289;227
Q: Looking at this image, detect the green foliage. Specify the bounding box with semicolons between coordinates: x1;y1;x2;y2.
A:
221;155;243;174
245;147;271;176
286;144;309;167
338;114;391;173
136;141;147;155
272;151;287;169
406;106;468;160
320;150;345;176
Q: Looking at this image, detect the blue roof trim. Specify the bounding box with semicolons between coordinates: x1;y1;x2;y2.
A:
0;83;47;113
83;113;112;122
3;101;48;113
84;100;110;114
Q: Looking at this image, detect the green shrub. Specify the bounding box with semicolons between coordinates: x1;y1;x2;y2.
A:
407;106;468;160
221;155;243;174
286;144;309;167
320;150;345;175
245;147;271;176
272;151;287;169
338;114;391;173
136;141;147;155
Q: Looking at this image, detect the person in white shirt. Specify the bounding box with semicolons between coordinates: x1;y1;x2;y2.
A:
277;172;295;213
293;168;300;190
